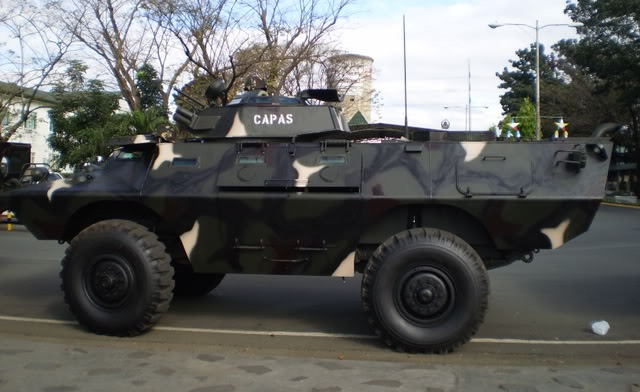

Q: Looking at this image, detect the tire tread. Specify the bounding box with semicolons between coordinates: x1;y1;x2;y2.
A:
361;228;489;354
60;219;174;336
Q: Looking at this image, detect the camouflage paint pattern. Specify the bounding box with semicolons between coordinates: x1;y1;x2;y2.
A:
0;90;614;276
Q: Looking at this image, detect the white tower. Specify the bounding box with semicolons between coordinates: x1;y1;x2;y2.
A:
326;54;374;124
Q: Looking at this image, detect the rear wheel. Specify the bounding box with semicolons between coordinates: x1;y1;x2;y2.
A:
361;228;489;353
60;219;174;336
172;264;225;297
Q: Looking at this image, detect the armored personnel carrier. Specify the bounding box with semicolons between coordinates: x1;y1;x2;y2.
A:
0;81;617;353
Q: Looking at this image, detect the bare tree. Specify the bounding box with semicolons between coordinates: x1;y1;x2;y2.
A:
146;0;356;100
0;1;73;142
245;0;356;95
144;0;248;97
48;0;189;113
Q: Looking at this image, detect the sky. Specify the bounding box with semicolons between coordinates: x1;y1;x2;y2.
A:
0;0;580;133
336;0;581;131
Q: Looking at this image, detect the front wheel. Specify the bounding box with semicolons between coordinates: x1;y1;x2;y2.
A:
361;228;489;353
60;219;174;336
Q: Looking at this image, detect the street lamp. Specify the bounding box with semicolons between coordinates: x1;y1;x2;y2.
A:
489;20;583;140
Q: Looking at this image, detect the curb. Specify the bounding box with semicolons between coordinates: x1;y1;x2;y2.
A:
602;200;640;209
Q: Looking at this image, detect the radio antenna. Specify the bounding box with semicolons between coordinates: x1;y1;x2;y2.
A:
403;15;409;139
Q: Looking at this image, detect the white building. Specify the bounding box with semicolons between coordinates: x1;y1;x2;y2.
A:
1;85;57;166
1;84;129;169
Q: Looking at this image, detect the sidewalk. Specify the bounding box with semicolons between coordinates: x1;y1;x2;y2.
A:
0;334;638;392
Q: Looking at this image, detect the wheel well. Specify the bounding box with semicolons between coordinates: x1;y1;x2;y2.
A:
63;201;162;241
358;204;501;266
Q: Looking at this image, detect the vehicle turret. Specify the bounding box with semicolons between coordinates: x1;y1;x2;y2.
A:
173;79;348;139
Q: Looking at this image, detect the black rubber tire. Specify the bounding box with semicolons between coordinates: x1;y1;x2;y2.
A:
60;219;174;336
361;228;489;353
172;264;225;297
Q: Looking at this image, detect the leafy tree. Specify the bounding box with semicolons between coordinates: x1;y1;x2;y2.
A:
48;65;136;168
173;72;215;111
47;0;190;112
136;63;165;114
556;0;640;193
541;63;623;136
495;44;564;117
146;0;356;99
66;61;89;93
498;99;537;139
516;98;536;139
121;107;169;134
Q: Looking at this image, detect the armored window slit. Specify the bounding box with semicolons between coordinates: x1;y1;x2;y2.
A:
404;144;423;153
237;156;265;165
171;158;199;167
318;155;347;165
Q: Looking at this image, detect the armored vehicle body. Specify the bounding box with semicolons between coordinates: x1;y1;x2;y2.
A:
0;84;617;353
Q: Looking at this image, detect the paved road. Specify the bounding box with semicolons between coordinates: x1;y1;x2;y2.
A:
0;204;639;391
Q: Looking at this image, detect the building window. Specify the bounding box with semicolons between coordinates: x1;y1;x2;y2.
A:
26;113;37;129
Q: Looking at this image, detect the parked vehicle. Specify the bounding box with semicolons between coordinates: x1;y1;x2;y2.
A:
0;81;618;353
0;142;31;191
18;163;63;185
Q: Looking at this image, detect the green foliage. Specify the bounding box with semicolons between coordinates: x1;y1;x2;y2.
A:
136;63;165;114
557;0;640;193
498;99;535;139
66;60;89;93
516;98;536;139
119;107;169;134
175;73;215;111
561;0;640;106
48;64;136;168
496;44;564;115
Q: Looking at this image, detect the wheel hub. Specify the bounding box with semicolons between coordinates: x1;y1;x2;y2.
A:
87;257;132;308
399;269;454;321
418;288;434;304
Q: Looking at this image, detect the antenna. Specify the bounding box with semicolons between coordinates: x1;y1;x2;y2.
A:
468;59;471;131
403;15;408;138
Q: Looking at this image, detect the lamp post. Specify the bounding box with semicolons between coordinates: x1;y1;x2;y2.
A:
489;20;583;140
